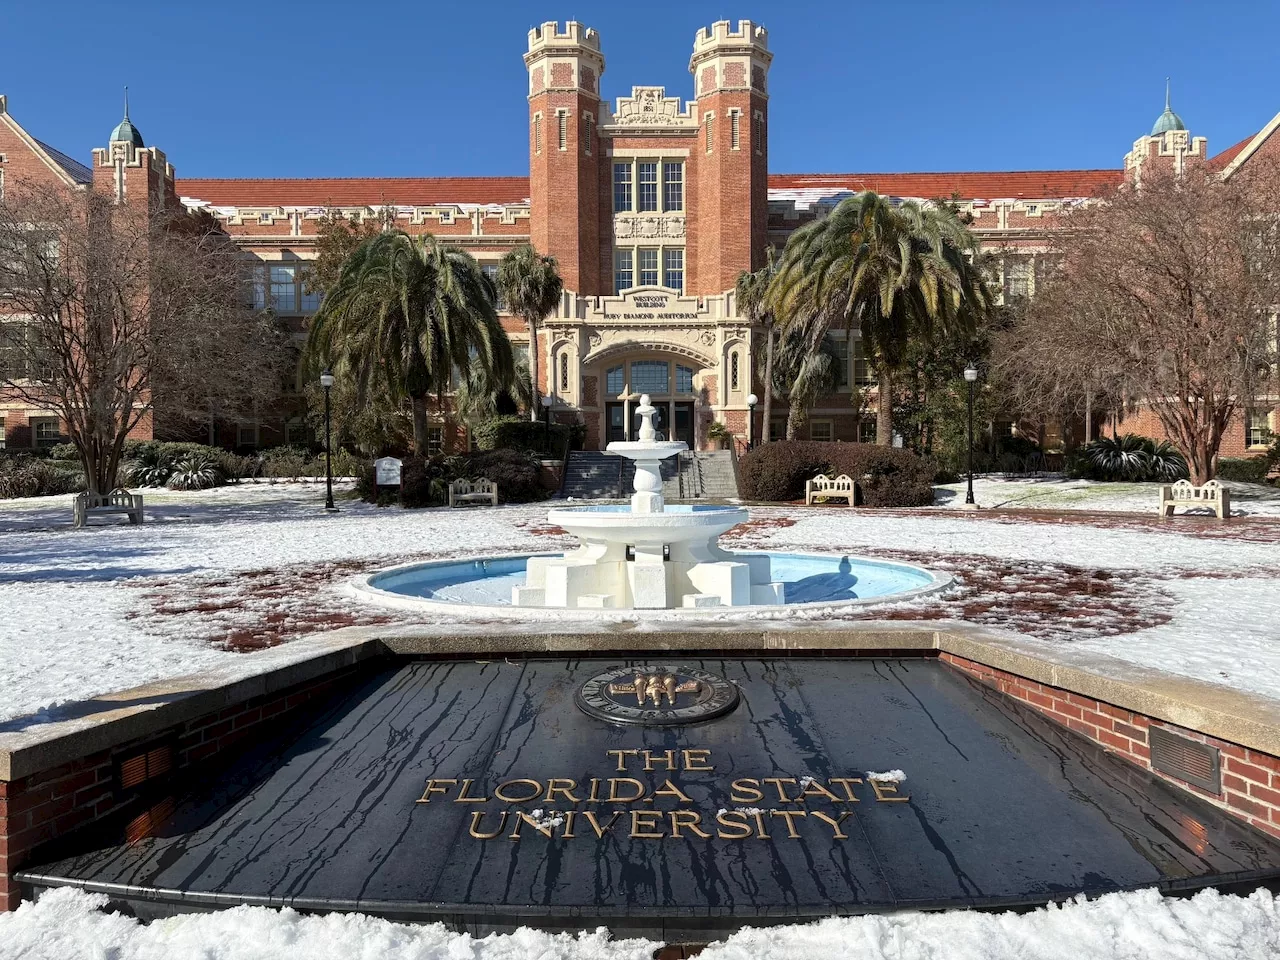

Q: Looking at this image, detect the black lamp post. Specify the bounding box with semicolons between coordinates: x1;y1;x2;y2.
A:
746;393;758;450
541;395;553;452
963;363;978;507
320;368;337;512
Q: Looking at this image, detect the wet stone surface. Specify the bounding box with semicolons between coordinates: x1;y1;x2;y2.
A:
20;658;1280;937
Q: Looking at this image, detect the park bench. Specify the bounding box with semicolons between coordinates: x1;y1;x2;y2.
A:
805;473;856;507
1159;478;1231;520
448;477;498;508
73;487;144;528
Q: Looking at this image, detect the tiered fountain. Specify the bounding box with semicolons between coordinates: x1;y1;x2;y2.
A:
512;395;785;610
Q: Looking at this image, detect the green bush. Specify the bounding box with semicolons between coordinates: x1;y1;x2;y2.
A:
1217;457;1269;484
166;454;223;491
1071;434;1189;482
0;456;86;498
738;441;936;507
358;449;546;508
472;415;573;458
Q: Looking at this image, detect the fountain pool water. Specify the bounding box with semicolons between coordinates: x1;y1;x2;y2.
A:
358;550;951;619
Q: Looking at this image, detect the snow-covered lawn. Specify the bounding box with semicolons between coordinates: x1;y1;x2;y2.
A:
2;479;1279;725
2;885;1276;960
936;474;1280;515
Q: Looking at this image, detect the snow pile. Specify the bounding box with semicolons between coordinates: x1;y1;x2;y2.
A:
2;886;1278;960
864;770;907;783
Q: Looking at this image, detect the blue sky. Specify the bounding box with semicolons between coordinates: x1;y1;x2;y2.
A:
4;1;1278;178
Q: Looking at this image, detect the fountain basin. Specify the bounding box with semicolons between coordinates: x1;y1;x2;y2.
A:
547;503;748;545
353;550;953;620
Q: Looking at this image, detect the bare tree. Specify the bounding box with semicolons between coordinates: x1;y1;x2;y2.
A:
0;182;286;494
995;163;1280;482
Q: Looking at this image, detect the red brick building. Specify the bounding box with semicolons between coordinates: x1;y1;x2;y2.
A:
2;22;1277;457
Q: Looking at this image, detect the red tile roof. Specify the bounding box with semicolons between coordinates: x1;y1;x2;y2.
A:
176;177;532;207
767;170;1122;200
1207;133;1256;172
176;169;1127;209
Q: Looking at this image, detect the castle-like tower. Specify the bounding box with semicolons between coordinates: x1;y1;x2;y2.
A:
1124;83;1207;183
688;19;772;293
90;92;177;211
525;22;605;294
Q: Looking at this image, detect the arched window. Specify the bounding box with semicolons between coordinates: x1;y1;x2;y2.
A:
559;352;569;391
730;351;740;391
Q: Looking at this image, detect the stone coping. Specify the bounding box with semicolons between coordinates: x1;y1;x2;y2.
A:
5;621;1280;781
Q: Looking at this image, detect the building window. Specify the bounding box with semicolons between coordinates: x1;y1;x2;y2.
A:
480;263;505;310
770;416;786;440
729;110;741;150
533;114;542;154
299;280;321;312
730;351;740;391
705;113;714;153
631;360;669;396
1246;408;1272;448
614;249;634;292
637;162;658;212
663;249;684;293
269;265;316;314
663;162;683;212
638;248;659;287
853;339;875;385
754;112;765;155
559;352;569;391
583;114;593;155
676;364;694;394
613;162;632;213
285;421;312;446
606;365;624;396
557;110;568;151
0;416;5;449
832;337;850;389
237;422;258;448
33;418;60;449
810;420;833;442
858;420;876;443
1004;257;1031;301
427;426;444;456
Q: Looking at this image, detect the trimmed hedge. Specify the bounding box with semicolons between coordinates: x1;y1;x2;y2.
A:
1217;457;1269;484
471;415;585;458
738;441;936;507
358;448;546;508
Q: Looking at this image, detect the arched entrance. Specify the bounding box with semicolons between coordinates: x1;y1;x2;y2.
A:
592;351;707;449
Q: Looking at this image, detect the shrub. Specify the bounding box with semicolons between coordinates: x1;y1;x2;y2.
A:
1073;434;1189;483
167;454;223;490
0;456;86;498
1217;457;1269;484
358;448;546;508
472;415;572;458
738;441;936;507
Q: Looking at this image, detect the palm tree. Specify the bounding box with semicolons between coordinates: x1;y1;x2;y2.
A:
306;230;515;456
761;318;843;439
770;192;990;445
735;247;779;443
498;245;563;422
456;355;534;427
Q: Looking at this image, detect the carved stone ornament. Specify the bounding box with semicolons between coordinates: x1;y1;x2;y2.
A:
614;215;685;239
612;86;695;127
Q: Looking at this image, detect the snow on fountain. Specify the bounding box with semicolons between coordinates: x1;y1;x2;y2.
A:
512;395;785;610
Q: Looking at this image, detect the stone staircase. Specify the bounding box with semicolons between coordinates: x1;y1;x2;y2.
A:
559;449;738;501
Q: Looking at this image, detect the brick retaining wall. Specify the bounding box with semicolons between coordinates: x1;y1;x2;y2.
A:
0;667;363;910
942;652;1280;841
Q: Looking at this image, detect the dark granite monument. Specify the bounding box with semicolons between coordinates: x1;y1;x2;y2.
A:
19;657;1280;939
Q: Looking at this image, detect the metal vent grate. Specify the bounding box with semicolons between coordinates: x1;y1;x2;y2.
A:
1150;726;1220;794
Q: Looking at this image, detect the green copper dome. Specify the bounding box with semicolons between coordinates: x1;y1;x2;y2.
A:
1151;80;1185;135
110;88;144;147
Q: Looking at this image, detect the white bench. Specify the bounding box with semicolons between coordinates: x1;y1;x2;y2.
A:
73;488;144;528
448;477;498;508
1159;479;1231;520
805;473;856;506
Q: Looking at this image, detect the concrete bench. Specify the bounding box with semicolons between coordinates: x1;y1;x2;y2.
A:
805;473;856;506
73;488;144;528
1159;479;1231;520
448;477;498;508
